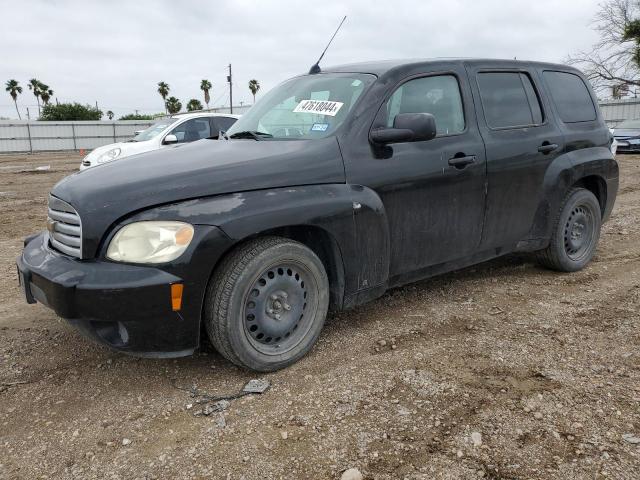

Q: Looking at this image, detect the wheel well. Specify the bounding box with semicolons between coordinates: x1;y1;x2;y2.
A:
573;175;607;217
245;225;346;311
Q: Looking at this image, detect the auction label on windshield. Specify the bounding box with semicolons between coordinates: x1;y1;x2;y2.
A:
293;100;344;116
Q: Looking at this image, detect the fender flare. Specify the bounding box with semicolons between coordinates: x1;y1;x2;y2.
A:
525;147;618;247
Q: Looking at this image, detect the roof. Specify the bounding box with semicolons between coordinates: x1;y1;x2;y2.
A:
322;58;574;76
171;112;240;119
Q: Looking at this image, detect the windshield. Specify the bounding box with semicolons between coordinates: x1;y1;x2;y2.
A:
617;118;640;129
225;73;376;140
133;118;178;142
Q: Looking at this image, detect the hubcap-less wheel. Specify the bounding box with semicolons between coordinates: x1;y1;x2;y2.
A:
564;204;595;261
243;262;316;355
205;236;329;371
536;188;602;273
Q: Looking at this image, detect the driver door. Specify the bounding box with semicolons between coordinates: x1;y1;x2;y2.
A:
345;69;487;278
163;118;211;145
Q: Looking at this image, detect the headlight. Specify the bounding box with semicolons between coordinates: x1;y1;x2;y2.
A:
97;147;121;164
106;221;194;264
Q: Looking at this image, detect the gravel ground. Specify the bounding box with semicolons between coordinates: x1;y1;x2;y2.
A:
0;152;639;480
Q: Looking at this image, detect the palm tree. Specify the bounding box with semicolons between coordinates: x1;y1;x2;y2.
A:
165;96;182;114
5;79;22;119
186;99;203;112
106;110;114;120
39;84;53;105
248;79;260;104
28;78;42;115
200;79;212;109
157;81;170;113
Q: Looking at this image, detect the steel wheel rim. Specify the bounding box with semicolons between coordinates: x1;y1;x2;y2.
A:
242;260;317;355
563;203;595;261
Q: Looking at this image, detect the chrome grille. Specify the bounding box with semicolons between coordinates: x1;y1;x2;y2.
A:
47;195;82;258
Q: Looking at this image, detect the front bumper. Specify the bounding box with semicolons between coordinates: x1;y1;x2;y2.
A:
17;230;229;357
615;139;640;153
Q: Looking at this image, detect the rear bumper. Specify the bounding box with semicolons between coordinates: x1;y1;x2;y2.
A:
17;229;231;357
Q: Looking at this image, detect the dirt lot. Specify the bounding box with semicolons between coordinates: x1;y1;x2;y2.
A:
0;152;638;480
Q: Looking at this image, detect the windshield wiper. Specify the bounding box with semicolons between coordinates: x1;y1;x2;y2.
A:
228;130;273;140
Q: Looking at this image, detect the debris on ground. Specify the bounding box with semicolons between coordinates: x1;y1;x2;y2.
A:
340;468;363;480
173;378;271;416
622;433;640;444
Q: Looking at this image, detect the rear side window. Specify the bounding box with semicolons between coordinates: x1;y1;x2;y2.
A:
385;75;465;135
542;71;596;123
477;72;543;129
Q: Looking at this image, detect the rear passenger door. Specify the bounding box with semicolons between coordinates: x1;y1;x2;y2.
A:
466;66;565;249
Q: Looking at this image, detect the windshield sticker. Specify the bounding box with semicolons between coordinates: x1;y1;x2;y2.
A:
293;100;344;116
311;123;329;132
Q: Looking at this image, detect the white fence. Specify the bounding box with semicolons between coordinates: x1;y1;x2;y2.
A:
599;98;640;127
0;105;253;154
0;120;155;153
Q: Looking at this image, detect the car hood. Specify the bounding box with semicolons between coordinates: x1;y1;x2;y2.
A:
52;137;346;257
613;128;640;138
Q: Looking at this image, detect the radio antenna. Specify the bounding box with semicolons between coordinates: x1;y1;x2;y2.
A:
309;16;347;74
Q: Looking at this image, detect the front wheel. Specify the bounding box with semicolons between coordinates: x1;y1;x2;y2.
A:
204;236;329;371
536;188;602;272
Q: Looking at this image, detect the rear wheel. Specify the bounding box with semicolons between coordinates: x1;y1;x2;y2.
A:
537;188;601;272
204;236;329;371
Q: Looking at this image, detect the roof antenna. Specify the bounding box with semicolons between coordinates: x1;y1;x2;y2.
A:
309;16;347;74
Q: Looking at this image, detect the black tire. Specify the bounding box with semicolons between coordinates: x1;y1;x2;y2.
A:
536;188;601;272
204;236;329;371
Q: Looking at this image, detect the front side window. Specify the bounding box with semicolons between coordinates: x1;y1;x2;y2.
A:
385;75;465;135
213;116;237;132
224;73;376;139
133;118;178;142
169;118;211;143
477;72;544;129
542;71;596;123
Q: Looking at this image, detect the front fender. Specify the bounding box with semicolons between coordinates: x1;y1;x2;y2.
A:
124;184;391;304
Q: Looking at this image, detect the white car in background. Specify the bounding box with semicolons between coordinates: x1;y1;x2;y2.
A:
79;112;239;170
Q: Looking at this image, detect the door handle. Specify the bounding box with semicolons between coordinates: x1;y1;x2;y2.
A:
538;143;559;154
448;154;476;168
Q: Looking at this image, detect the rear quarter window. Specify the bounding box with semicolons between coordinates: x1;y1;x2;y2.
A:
542;71;596;123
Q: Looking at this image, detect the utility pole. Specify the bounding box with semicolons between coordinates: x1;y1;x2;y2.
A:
227;64;233;114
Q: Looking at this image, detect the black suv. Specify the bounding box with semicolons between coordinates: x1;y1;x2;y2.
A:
18;59;618;371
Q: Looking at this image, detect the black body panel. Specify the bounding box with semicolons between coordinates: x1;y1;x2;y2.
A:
18;58;618;356
52;136;345;258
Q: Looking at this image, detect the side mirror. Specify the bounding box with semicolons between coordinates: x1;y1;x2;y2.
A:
370;113;437;144
163;134;178;145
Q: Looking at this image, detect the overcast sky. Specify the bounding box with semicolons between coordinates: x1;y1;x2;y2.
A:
1;0;602;120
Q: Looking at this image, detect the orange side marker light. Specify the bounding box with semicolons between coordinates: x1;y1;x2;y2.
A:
171;283;184;311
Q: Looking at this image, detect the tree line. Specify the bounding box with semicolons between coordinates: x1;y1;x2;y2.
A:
156;78;260;114
4;78;54;119
568;0;639;97
4;77;261;121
